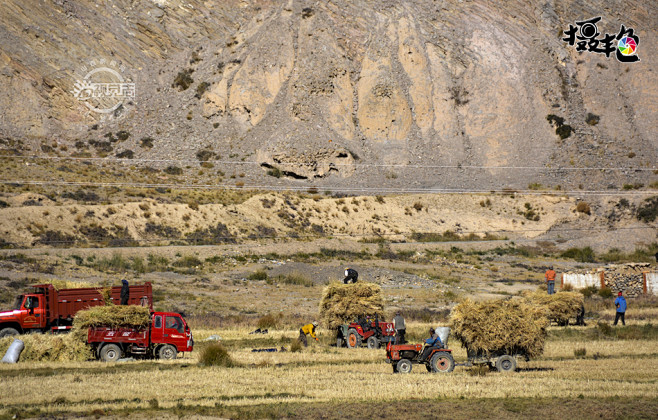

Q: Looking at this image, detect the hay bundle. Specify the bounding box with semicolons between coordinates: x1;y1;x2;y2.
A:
319;282;384;330
523;290;584;324
0;333;92;362
43;280;93;290
73;305;151;329
450;298;549;358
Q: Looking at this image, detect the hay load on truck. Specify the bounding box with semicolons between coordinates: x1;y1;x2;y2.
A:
451;298;549;372
85;309;193;362
0;282;153;337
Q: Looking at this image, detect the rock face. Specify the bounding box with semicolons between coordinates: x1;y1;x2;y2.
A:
0;0;657;189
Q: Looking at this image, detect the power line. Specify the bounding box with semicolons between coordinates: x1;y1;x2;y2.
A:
2;179;656;196
1;154;656;171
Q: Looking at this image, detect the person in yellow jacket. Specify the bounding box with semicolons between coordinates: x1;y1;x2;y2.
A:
299;321;319;347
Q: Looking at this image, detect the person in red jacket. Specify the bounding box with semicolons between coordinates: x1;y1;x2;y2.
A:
545;266;556;295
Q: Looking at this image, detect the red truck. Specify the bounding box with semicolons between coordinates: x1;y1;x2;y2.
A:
0;282;153;337
88;311;193;361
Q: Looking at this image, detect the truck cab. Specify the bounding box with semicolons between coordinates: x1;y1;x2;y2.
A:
0;294;46;336
150;312;194;354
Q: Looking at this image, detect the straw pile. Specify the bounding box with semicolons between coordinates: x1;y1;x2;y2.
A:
73;305;151;329
523;290;584;324
450;298;549;358
0;333;92;362
319;282;384;330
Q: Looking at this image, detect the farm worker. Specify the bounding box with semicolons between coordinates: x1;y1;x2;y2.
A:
299;321;319;347
614;291;627;326
420;328;443;361
120;279;129;305
393;311;406;344
343;267;358;284
545;266;556;295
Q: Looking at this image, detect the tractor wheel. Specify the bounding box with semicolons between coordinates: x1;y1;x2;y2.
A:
366;336;380;349
430;352;455;373
158;344;178;360
100;344;122;362
495;355;517;373
396;359;413;374
346;328;361;348
0;327;19;338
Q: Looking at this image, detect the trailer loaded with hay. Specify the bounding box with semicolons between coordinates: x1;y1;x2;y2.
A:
450;298;549;372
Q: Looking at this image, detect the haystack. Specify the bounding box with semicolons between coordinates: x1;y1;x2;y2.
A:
450;298;549;358
319;282;384;330
0;333;91;362
43;280;93;290
523;290;584;324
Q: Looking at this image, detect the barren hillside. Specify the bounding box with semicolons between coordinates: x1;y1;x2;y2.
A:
1;0;657;191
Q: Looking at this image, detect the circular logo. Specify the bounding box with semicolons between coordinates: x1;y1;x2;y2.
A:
618;37;637;56
580;22;597;38
71;61;135;115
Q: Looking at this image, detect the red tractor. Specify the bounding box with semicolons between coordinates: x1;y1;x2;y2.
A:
386;341;455;373
336;316;395;349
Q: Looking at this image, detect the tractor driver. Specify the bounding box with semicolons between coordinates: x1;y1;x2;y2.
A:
420;328;443;361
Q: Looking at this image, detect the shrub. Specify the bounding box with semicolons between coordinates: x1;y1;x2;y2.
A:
173;255;202;268
574;347;587;358
598;287;613;298
116;130;130;141
274;272;313;287
290;339;302;353
198;343;236;367
248;270;268;281
116;149;134;159
257;314;278;329
576;202;591;215
579;285;598;298
173;68;194;91
267;167;282;178
140;137;154;148
164;166;183;175
585;113;600;125
637;196;658;223
195;81;210;98
561;247;595;263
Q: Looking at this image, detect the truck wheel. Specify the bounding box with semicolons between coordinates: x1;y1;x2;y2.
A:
100;344;122;362
158;344;178;360
346;328;361;348
366;336;380;349
0;328;19;338
495;355;517;373
430;352;455;373
396;359;412;374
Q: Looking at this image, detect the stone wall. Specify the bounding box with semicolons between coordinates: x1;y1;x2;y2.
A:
562;263;656;297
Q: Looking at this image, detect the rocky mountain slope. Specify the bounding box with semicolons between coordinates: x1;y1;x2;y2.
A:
0;0;657;191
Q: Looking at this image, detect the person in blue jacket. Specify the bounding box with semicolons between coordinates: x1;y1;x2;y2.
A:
614;291;627;326
420;328;443;361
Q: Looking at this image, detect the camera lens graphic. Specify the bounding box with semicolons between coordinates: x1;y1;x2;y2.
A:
580;23;597;38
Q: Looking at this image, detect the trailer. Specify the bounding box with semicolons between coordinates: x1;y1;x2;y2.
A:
88;311;193;361
0;283;153;336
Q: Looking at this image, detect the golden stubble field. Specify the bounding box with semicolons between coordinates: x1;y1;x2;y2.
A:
1;323;658;419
